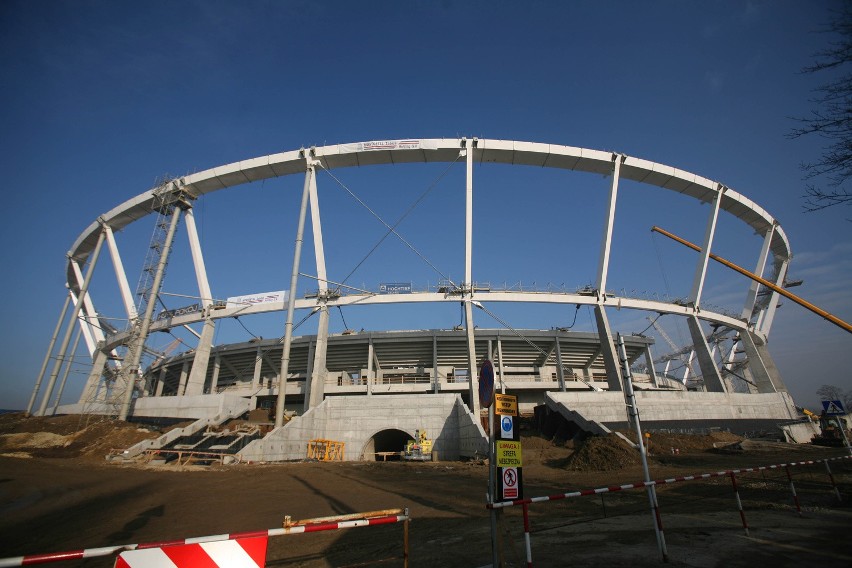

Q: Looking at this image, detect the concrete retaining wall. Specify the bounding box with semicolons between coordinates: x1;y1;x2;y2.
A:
239;393;488;462
547;390;800;434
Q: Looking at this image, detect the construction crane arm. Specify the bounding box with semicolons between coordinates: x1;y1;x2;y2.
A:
651;226;852;335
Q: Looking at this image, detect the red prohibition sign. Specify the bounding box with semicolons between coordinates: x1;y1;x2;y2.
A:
503;468;517;486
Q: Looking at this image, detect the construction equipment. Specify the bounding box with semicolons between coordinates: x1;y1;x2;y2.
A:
811;412;850;447
403;429;433;461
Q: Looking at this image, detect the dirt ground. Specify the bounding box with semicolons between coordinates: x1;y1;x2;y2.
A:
1;413;851;567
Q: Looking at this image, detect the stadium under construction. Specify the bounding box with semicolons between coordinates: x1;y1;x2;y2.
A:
27;138;812;462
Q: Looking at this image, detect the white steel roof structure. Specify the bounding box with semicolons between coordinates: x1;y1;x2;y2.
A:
33;138;795;431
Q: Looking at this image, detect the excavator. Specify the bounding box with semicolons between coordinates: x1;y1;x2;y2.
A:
403;429;433;461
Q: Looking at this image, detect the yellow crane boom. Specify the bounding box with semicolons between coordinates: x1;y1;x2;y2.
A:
650;225;852;335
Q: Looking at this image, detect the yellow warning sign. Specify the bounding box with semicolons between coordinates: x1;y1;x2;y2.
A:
495;394;518;416
496;440;523;468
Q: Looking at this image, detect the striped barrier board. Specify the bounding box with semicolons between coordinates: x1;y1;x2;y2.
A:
0;511;409;567
487;454;852;509
115;536;267;568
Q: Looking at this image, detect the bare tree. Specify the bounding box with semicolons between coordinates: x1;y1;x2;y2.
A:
789;4;852;212
816;384;852;410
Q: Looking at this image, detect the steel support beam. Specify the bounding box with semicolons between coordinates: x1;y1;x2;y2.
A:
38;228;106;416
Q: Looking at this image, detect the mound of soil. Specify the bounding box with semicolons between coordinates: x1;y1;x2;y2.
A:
564;434;641;471
0;413;161;461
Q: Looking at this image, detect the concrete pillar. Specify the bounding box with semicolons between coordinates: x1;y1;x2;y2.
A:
250;346;263;408
432;333;438;393
593;305;623;391
367;335;374;396
686;315;725;392
210;354;221;394
555;334;566;391
155;366;167;396
178;360;190;396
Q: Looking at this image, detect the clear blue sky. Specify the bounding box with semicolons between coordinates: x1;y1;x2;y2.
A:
1;0;849;413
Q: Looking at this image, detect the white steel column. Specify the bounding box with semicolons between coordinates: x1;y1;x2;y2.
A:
51;326;82;414
68;291;96;357
275;163;314;428
184;207;217;396
689;186;723;308
307;164;330;410
104;224;138;322
644;346;659;388
463;141;480;415
27;293;71;415
758;260;789;336
38;228;106;416
741;225;775;321
71;260;106;348
595;154;622;296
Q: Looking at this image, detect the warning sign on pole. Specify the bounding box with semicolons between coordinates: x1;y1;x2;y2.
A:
496;440;523;468
495;393;517;416
499;415;517;440
499;466;523;501
823;400;847;416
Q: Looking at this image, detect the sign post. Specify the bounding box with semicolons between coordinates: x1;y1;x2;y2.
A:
479;360;499;568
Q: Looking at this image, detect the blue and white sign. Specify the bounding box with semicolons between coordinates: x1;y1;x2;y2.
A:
500;415;514;440
822;400;847;416
379;282;412;294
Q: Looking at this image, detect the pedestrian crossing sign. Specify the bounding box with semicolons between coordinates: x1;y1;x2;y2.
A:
822;400;846;416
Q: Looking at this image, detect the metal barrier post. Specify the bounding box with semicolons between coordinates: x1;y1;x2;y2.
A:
403;507;409;568
522;502;533;568
729;472;749;536
824;461;842;502
785;466;802;516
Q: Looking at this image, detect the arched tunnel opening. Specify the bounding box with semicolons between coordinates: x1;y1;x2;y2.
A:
363;429;411;461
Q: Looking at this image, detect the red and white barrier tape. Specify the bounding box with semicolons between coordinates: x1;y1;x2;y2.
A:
0;513;409;567
488;454;852;509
